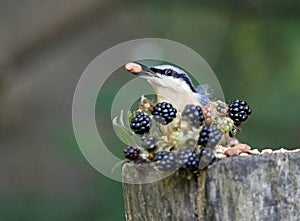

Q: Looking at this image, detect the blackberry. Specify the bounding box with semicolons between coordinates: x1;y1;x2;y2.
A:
216;100;228;114
141;135;156;152
202;105;212;125
130;112;151;134
168;130;181;147
123;146;140;160
215;117;234;133
199;149;215;169
182;105;204;127
152;102;177;125
198;125;222;148
228;99;252;124
177;149;199;171
153;151;176;171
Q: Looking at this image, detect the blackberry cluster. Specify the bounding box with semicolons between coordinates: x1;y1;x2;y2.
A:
199;149;215;169
123;62;255;174
177;149;199;171
130;112;151;135
182;105;204;127
141;135;156;152
123;146;140;160
228;99;252;125
152;102;177;125
153;151;176;171
198;125;222;148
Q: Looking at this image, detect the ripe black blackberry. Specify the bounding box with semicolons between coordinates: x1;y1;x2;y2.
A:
123;146;140;160
177;149;199;171
152;102;177;125
199;149;215;169
141;135;156;152
228;99;252;125
153;151;176;171
198;125;222;148
130;112;151;135
182;105;204;127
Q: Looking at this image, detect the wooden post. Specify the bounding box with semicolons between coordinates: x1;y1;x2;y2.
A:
123;151;300;221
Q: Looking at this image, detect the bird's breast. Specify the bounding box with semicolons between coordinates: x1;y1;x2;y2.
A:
155;86;201;113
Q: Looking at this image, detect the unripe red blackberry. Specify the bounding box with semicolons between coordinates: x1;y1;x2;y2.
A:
130;112;151;135
123;146;140;160
152;102;177;125
198;125;222;148
182;105;204;127
202;105;212;125
228;99;252;124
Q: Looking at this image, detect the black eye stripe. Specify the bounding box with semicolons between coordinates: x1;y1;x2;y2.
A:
150;67;174;76
150;67;196;92
150;67;164;74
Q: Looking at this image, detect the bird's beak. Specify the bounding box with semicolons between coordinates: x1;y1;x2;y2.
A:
125;62;158;78
138;63;159;78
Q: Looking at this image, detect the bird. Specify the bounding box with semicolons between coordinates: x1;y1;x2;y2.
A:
125;62;211;113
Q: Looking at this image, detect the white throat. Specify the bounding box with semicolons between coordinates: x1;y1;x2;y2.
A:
147;79;201;112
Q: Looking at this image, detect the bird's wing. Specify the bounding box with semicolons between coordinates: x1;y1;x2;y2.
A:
195;84;213;105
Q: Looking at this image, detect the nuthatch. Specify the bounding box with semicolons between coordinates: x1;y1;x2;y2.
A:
125;62;210;113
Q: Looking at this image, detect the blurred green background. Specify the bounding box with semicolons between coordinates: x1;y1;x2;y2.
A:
1;0;300;220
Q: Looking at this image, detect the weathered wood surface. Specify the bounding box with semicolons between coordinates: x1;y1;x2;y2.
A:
123;152;300;221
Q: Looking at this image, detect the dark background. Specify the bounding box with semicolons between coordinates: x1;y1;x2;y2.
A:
1;1;300;220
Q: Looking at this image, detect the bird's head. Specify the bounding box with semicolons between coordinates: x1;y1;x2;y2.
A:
136;63;196;93
125;62;209;111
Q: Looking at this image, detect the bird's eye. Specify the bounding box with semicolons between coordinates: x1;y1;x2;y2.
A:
165;69;173;76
